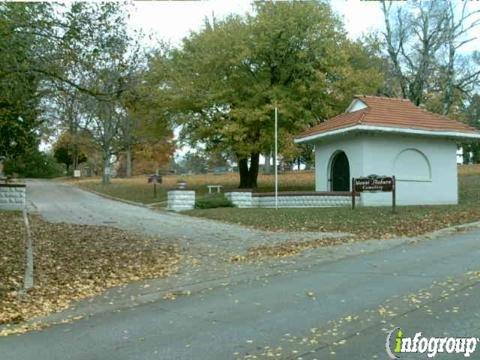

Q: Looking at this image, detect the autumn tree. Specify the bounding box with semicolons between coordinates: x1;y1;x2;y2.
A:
117;60;175;177
53;131;89;174
126;139;174;175
58;3;144;184
151;2;384;188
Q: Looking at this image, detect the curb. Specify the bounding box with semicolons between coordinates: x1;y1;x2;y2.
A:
22;209;34;291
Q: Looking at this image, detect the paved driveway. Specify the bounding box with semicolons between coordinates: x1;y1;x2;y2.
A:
1;180;479;359
25;180;346;258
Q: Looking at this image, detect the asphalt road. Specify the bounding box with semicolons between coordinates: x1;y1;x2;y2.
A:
1;180;480;359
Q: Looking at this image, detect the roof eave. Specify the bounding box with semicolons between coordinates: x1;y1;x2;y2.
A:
294;124;480;144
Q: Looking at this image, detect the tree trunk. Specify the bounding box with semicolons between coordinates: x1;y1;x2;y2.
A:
238;153;260;188
443;34;455;115
239;158;250;188
250;153;259;188
102;154;111;184
126;147;132;177
473;147;480;164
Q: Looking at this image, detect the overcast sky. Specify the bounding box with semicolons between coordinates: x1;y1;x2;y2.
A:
128;0;384;47
128;0;480;52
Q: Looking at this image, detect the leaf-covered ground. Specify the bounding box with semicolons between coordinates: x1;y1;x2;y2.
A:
0;212;25;303
230;237;351;263
0;213;180;327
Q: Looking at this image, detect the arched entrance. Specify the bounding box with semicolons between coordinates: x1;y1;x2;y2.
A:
330;151;350;191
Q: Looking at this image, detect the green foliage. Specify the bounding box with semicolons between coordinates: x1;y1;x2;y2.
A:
1;2;150;185
0;3;50;160
460;94;480;164
53;131;88;173
195;194;234;209
4;150;64;178
147;1;384;187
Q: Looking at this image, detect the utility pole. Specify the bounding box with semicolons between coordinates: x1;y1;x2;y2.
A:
275;107;278;210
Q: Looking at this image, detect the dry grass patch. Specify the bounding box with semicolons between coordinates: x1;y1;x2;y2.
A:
0;214;180;329
458;164;480;176
67;171;316;205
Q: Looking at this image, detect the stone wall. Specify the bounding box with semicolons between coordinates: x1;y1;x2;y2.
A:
0;184;26;211
224;192;253;208
225;191;356;208
167;190;195;212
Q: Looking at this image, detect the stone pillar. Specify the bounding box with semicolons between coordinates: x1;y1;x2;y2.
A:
0;184;26;211
167;190;195;211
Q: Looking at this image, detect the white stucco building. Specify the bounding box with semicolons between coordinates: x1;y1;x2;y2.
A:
295;96;480;206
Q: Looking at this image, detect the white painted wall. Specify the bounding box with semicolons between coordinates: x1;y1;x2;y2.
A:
314;134;365;192
314;133;459;206
346;99;367;112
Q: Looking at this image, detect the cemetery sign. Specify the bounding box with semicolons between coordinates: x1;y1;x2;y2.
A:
352;175;396;211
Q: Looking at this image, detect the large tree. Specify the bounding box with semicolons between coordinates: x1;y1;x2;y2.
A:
0;3;53;160
380;0;480;112
150;2;384;188
53;130;89;174
0;2;149;183
57;2;144;184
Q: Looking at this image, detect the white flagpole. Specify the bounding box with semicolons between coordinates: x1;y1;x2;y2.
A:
275;107;278;210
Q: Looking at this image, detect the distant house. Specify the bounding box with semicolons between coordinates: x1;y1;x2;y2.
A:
295;95;480;206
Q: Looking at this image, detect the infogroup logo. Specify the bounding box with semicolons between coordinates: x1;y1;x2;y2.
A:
385;328;479;358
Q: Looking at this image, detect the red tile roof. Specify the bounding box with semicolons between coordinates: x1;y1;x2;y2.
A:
296;95;479;141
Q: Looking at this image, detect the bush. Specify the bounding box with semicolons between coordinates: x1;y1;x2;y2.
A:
195;194;235;209
4;150;65;179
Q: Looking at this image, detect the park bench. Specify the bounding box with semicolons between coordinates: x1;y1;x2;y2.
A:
207;184;223;194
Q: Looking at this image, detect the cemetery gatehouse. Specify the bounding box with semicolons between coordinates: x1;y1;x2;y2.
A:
295;95;480;206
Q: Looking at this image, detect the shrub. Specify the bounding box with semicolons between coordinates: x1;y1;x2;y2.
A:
195;194;234;209
4;150;64;179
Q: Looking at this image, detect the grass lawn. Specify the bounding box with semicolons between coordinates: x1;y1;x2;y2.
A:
187;165;480;239
0;212;179;331
67;171;315;204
